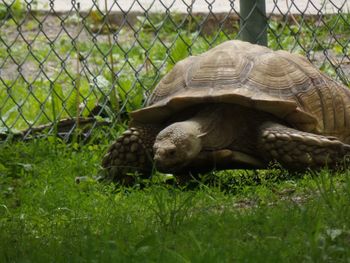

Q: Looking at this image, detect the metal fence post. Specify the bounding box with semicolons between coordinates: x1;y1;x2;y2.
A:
239;0;267;46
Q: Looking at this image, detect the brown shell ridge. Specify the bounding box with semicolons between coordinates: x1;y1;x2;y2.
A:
131;92;318;131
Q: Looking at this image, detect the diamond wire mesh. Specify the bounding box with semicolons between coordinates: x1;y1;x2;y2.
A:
0;0;349;141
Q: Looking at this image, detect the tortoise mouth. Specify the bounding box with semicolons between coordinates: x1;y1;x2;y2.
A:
153;155;191;173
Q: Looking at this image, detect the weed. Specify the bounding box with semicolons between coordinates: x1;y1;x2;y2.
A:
149;186;196;232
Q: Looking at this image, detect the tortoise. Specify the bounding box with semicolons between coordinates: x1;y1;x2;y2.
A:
101;40;350;183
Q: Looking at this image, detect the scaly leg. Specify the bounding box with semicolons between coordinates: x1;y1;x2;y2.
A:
101;122;162;184
258;122;350;170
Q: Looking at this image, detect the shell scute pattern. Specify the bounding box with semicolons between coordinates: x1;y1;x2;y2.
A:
147;56;197;106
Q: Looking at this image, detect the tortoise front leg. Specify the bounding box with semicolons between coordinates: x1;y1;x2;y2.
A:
258;122;350;170
101;122;162;184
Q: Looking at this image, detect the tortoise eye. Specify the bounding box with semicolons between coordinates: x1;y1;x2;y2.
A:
167;148;176;157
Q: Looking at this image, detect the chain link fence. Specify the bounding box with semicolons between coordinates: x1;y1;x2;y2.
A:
0;0;349;141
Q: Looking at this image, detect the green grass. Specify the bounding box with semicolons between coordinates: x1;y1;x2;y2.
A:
1;140;350;262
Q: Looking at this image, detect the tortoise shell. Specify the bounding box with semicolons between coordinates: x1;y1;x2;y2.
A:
131;40;350;143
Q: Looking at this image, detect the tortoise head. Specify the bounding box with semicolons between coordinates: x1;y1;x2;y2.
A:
153;121;202;171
